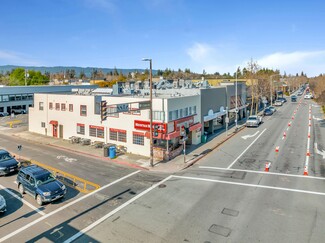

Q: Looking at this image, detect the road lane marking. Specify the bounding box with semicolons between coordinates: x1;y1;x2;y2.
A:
241;131;260;140
227;128;267;169
199;166;325;180
315;143;325;159
0;184;46;216
173;175;325;196
0;170;141;243
64;175;173;243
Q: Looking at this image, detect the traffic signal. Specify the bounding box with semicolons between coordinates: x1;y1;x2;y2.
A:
154;124;159;137
101;100;107;121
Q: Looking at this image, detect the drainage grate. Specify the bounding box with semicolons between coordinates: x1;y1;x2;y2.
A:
158;184;166;188
221;208;239;217
208;224;231;237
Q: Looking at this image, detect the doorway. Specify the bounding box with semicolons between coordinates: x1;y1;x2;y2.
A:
53;125;58;137
59;125;63;138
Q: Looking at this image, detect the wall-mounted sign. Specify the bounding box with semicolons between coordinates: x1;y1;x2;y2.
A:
134;120;166;133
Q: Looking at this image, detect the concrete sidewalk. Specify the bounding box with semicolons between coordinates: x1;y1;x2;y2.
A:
3;122;246;173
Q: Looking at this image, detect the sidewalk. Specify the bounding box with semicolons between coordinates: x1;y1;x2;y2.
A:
3;122;246;173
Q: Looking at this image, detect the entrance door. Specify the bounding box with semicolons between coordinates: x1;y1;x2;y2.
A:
53;125;58;137
59;125;63;138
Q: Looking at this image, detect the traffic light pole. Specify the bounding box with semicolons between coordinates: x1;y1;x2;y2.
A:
183;140;186;163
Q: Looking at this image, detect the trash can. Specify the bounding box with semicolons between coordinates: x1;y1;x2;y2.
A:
201;132;208;143
103;146;109;157
109;146;116;159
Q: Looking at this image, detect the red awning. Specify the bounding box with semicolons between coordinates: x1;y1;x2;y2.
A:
189;123;202;131
49;120;58;125
145;130;180;140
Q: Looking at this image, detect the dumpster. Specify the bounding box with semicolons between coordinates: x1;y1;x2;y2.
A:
109;146;116;159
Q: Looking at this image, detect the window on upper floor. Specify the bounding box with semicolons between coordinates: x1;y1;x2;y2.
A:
69;104;73;112
55;103;60;110
39;102;44;111
61;103;66;111
49;102;53;110
80;105;87;116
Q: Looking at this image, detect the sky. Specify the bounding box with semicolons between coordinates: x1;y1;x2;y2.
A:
0;0;325;77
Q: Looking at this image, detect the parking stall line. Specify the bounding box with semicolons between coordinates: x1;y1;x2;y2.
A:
64;175;173;243
0;170;141;243
0;184;46;216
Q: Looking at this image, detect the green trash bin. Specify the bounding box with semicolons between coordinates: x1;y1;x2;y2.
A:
201;132;208;143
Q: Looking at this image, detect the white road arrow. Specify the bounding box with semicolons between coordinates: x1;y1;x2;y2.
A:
241;131;260;140
312;104;320;107
313;115;323;121
314;143;325;159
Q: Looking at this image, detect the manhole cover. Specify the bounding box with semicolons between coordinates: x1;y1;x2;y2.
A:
158;184;166;188
209;224;231;237
221;208;239;217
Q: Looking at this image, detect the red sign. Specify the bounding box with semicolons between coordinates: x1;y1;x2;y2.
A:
174;116;194;131
134;120;166;133
89;125;104;130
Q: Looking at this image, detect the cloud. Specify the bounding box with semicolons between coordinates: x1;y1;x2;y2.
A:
257;51;325;76
186;42;215;62
0;50;40;66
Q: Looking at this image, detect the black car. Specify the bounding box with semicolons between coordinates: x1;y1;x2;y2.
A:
0;150;20;176
264;108;273;116
17;165;67;205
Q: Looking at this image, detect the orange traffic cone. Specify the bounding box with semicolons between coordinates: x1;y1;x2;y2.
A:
283;131;286;138
275;146;279;152
303;166;308;176
288;122;291;127
308;133;310;138
307;150;310;156
265;162;271;172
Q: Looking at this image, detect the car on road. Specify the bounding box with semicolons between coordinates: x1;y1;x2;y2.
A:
304;94;312;99
17;165;67;205
274;100;283;106
297;91;303;96
0;149;20;176
0;194;6;213
246;115;262;127
291;95;297;102
0;112;9;117
263;108;273;116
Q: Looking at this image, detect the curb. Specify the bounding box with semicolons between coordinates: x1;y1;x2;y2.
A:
182;125;246;170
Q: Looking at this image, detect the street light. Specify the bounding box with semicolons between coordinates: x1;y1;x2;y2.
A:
235;69;238;130
142;58;153;167
269;74;281;106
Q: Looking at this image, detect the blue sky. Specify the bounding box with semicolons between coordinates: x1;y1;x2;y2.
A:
0;0;325;76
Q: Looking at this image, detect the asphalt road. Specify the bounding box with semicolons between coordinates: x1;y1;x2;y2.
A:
1;97;325;242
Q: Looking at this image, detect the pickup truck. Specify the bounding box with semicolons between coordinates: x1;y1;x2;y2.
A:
246;115;262;127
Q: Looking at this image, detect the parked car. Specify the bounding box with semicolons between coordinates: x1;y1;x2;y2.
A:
11;109;26;115
297;91;303;96
278;97;287;103
274;100;283;106
0;112;9;117
0;149;20;176
246;115;262;127
17;165;67;205
0;194;6;213
304;94;311;99
268;106;276;113
263;108;273;116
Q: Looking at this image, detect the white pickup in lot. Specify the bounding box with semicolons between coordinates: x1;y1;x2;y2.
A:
246;115;262;127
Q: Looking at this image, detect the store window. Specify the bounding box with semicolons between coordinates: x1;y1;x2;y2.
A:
193;106;197;114
49;102;53;110
61;103;66;111
77;123;85;135
55;103;60;110
69;104;73;112
89;125;104;138
80;105;87;116
133;133;144;145
39;102;44;111
110;129;126;142
41;122;45;128
153;111;164;121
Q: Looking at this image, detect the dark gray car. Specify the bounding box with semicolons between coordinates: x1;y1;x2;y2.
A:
0;150;20;176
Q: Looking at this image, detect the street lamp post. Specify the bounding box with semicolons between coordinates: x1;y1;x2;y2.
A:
142;58;153;167
235;70;238;130
269;74;281;106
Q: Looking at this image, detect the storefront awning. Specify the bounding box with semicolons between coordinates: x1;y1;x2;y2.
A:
189;123;202;131
49;120;58;125
204;111;226;122
145;130;180;140
229;104;248;112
